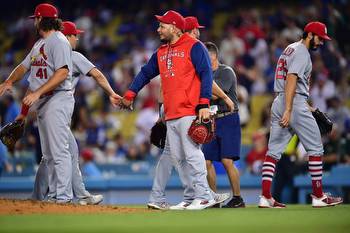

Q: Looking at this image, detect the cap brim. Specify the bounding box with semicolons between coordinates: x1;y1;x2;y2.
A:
155;15;163;21
76;29;84;34
198;25;205;29
321;35;331;41
29;15;36;19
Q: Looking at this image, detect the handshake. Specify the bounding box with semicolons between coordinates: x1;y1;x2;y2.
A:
110;90;135;111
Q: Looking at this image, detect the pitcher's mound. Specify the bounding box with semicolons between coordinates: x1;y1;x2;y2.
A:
0;198;151;215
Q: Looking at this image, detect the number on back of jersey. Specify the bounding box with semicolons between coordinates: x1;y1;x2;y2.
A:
36;68;48;79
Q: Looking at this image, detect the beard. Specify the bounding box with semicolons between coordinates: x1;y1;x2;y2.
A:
160;38;169;44
309;36;318;51
159;33;173;44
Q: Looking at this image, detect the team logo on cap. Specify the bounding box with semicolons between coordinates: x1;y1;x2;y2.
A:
324;27;327;34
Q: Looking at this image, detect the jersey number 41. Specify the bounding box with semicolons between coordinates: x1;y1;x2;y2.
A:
36;68;48;79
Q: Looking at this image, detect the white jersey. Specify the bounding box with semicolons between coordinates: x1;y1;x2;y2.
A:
21;31;73;91
274;41;312;97
71;51;95;90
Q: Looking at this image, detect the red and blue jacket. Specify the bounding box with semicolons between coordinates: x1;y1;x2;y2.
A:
126;33;212;120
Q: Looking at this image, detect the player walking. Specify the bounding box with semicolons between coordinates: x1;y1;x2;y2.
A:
31;21;121;204
259;22;343;208
120;10;216;210
147;16;231;210
0;3;74;203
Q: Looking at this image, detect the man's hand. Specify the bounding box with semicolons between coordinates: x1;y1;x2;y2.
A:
109;93;122;107
15;114;26;122
280;109;291;128
0;81;13;96
198;108;210;122
223;96;234;112
119;98;133;110
23;91;41;106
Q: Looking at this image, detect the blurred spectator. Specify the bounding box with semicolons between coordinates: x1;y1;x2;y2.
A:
323;126;341;171
103;141;127;164
261;99;273;129
310;70;336;112
114;133;128;158
281;18;303;43
25;113;42;164
246;130;268;175
237;85;250;127
80;148;102;177
327;96;350;134
2;94;20;125
219;30;245;67
0;142;13;176
340;119;350;165
126;144;145;161
134;99;158;145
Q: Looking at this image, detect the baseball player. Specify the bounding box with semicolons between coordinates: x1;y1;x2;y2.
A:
147;16;232;210
184;16;234;112
119;10;216;210
0;3;74;203
259;22;343;208
203;42;245;208
29;21;121;204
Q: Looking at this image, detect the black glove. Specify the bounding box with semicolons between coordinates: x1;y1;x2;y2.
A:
312;108;333;135
150;121;167;149
0;119;25;152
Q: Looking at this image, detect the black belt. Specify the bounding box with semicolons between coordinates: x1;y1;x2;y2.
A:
277;92;308;97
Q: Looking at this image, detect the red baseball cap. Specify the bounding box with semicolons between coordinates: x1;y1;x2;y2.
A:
62;21;84;35
304;21;331;41
29;3;58;18
155;10;185;30
184;16;205;31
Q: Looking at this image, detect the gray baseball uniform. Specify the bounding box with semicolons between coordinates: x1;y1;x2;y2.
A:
32;51;95;201
149;136;195;204
22;31;74;202
268;41;323;160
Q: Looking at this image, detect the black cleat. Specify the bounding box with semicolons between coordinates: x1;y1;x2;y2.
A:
222;196;246;208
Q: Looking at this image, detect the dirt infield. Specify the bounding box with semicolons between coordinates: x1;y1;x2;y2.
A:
0;199;151;215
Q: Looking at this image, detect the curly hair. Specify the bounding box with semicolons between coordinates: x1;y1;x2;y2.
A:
38;17;63;32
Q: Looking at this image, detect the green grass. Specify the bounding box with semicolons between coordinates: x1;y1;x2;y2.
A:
0;205;349;233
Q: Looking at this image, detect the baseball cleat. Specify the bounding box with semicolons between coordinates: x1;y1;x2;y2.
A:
311;193;343;208
46;197;57;203
214;192;231;206
169;201;191;210
78;194;103;205
185;199;216;210
147;202;170;210
223;196;246;208
258;195;286;208
56;199;73;204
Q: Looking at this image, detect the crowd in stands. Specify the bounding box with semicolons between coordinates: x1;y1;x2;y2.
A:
1;0;350;180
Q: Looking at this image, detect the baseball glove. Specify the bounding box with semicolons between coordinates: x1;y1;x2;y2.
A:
0;120;25;152
312;108;333;135
188;117;215;144
150;121;167;149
